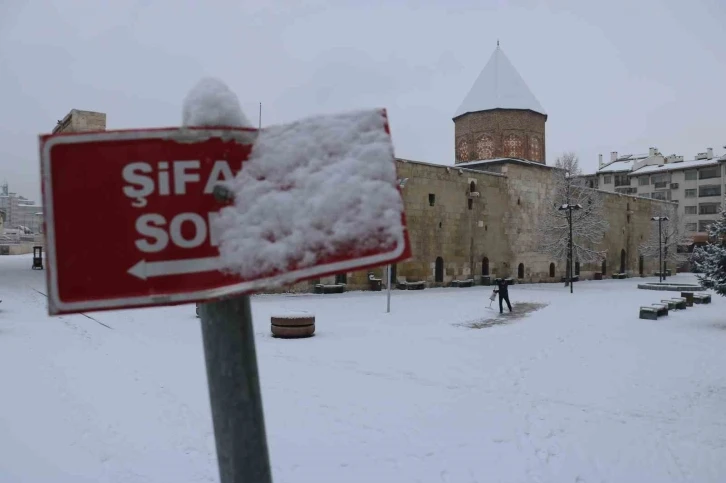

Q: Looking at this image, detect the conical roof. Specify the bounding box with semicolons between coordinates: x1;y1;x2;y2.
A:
453;45;546;119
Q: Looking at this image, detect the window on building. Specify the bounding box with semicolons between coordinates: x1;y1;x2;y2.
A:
699;203;720;215
614;173;630;187
685;170;697;181
467;198;473;210
603;175;612;184
699;220;716;232
651;173;669;183
685;206;697;215
699;166;720;179
651;191;668;201
428;193;435;206
685;189;697;198
638;176;650;186
685;222;698;232
699;185;721;197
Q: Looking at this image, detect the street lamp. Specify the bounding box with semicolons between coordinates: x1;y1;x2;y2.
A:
387;177;409;313
651;216;669;282
558;203;582;294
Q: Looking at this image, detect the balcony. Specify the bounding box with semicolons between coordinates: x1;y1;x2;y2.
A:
654;181;668;189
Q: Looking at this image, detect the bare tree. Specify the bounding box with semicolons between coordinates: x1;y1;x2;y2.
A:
536;153;610;285
639;202;689;275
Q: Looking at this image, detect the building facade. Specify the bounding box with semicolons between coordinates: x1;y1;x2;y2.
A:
55;46;671;290
595;147;726;240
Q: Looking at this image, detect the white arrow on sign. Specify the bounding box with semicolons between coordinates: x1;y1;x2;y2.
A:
128;256;224;280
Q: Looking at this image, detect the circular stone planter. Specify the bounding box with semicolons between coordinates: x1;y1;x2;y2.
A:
271;312;315;338
637;282;703;292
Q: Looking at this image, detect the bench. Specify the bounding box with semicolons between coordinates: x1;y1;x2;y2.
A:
314;283;346;294
639;306;659;320
451;279;474;288
652;303;669;317
660;299;677;310
694;293;712;304
669;297;687;310
613;273;627;279
397;280;426;290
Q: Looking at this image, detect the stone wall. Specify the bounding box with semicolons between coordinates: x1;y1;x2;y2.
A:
267;158;670;293
52;109;107;134
454;109;546;164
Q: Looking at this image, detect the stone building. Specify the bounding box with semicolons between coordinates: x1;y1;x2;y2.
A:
453;44;547;164
51;46;672;291
53;109;106;134
323;45;671;291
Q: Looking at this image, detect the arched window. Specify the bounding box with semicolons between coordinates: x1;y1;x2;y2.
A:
639;255;644;276
601;260;607;276
620;249;626;274
470;181;476;193
549;263;555;278
575;261;580;276
435;257;444;283
518;263;524;279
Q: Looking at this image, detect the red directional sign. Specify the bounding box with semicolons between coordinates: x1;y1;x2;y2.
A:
40;124;411;315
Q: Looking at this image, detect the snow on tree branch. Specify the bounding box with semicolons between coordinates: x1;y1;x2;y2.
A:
535;152;609;264
638;202;689;265
693;210;726;296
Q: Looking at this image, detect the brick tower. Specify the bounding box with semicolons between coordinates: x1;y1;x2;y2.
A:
453;43;547;164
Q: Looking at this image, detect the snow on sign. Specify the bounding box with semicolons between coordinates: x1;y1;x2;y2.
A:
40;110;411;315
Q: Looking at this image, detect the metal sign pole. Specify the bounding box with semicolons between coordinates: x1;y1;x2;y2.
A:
386;264;392;313
200;296;273;483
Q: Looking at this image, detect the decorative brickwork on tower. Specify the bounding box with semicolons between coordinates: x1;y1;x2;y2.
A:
454;109;547;163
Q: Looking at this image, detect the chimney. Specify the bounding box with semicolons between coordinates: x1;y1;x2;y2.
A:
707;147;713;159
649;147;656;156
611;151;618;162
598;154;603;167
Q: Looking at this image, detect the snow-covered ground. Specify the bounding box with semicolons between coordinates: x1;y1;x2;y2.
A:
1;253;726;482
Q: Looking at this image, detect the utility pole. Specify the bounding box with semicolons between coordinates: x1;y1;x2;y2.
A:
569;208;574;294
651;216;669;283
558;202;582;294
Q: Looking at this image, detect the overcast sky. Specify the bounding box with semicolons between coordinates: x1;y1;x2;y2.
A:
1;0;725;202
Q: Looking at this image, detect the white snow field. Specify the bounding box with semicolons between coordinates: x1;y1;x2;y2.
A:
1;253;726;482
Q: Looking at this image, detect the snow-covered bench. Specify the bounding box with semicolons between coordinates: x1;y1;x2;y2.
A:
613;272;627;279
271;312;315;338
668;297;687;310
314;283;346;294
660;299;677;310
639;306;659;320
396;278;425;290
651;303;669;317
693;293;712;304
451;278;474;288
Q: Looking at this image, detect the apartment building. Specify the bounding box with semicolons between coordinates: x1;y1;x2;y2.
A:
594;146;726;238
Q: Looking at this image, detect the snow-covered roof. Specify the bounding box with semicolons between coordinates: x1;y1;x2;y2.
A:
630;158;720;176
457;157;554;169
596;154;649;174
456;158;512;166
453;45;546;119
395;158;506;178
